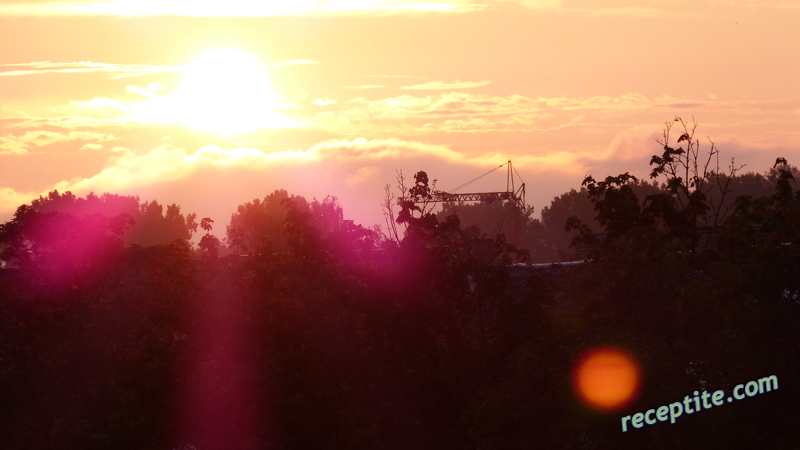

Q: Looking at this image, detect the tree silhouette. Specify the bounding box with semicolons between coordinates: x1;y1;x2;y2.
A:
198;217;220;258
226;189;303;254
16;190;198;247
1;126;799;448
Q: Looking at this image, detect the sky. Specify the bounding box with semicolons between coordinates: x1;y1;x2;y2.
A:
1;0;798;237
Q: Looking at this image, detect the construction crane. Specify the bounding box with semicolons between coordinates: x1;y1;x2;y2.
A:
413;160;526;209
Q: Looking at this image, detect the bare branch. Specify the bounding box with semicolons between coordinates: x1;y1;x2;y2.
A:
650;116;743;256
381;183;400;243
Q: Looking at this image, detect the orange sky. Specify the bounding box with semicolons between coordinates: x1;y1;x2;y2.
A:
1;0;798;235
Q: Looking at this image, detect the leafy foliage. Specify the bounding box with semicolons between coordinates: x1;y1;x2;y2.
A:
226;189;306;254
21;190;198;247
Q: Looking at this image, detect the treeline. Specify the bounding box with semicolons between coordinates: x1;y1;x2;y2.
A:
0;120;799;448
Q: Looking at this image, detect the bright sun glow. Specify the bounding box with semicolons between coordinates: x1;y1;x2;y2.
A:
134;49;294;134
572;346;642;412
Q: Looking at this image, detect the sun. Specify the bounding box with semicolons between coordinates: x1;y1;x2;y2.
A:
136;48;294;134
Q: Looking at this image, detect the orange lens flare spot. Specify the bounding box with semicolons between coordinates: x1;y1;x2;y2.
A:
572;346;641;412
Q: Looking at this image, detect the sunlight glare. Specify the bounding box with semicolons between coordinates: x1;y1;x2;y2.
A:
135;49;294;134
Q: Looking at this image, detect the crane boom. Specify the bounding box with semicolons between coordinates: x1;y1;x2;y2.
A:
414;160;526;207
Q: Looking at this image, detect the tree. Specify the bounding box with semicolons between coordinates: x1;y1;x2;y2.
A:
198;218;220;259
437;199;543;254
566;117;744;261
226;189;305;254
541;180;664;260
720;157;800;300
0;203;134;287
128;200;197;246
18;190;198;247
526;121;800;448
0;226;196;449
394;170;439;239
646;116;744;257
541;187;599;260
3;144;800;449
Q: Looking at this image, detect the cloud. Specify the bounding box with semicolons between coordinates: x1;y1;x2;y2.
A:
346;166;381;186
47;144;191;195
0;130;118;155
307;91;797;136
0;0;483;17
0;61;182;79
61;98;135;123
602;127;662;162
401;80;491;90
126;84;159;99
0;116;132;131
342;85;386;89
271;60;320;68
314;98;337;106
0;186;38;218
306;92;546;134
0;136;27;155
310;137;461;161
0;138;426;216
0;129;640;226
0;135;555;229
305;137;586;175
185;145;313;166
337;92;542;120
0;0;793;18
496;0;561;10
494;0;800;16
419;116;571;133
71;97;133;113
35;144;283;200
541;93;654;111
49;84;298;134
